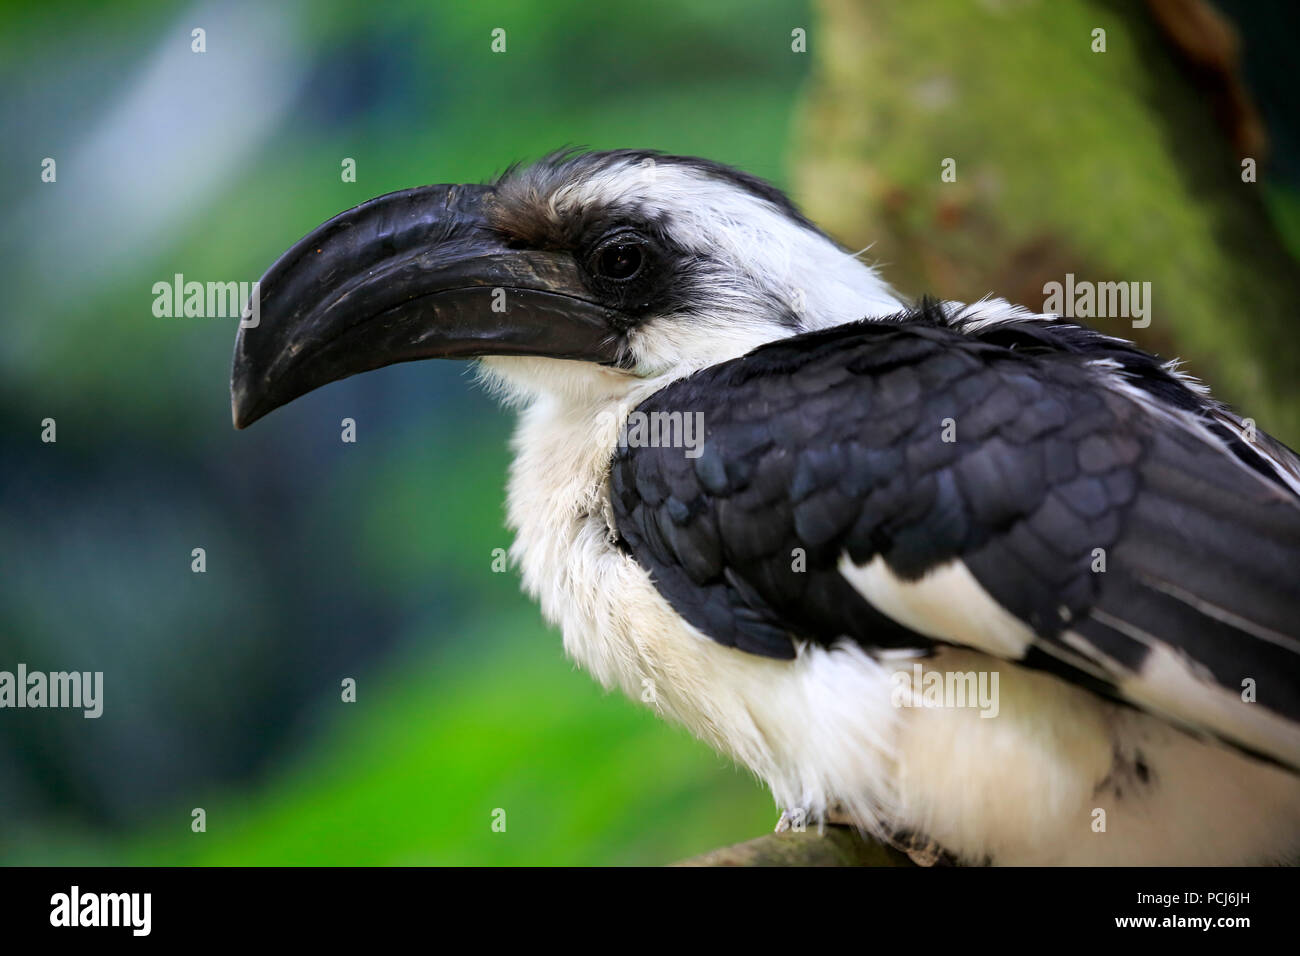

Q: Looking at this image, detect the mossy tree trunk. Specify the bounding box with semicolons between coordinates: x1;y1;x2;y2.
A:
793;0;1300;443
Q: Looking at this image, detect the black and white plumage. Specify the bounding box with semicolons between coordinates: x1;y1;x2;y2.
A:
231;149;1300;864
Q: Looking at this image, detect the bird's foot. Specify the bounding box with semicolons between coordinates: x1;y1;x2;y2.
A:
885;828;963;866
775;803;855;833
774;808;806;833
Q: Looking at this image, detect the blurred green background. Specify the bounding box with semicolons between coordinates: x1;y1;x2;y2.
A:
3;0;1298;866
1;0;809;864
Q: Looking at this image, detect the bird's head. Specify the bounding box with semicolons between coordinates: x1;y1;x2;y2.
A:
231;149;899;426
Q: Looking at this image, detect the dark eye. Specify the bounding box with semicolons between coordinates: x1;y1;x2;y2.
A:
592;234;646;281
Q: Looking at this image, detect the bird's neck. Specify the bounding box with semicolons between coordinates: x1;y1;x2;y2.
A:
501;385;652;625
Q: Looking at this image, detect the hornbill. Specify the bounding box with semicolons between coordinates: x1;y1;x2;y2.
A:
232;149;1300;865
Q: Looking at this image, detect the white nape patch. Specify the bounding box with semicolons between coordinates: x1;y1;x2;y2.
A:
1160;356;1212;396
944;295;1053;332
837;555;1035;659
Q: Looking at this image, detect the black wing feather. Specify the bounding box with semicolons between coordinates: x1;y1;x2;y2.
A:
610;309;1300;769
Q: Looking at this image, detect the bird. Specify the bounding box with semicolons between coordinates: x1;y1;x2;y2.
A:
231;148;1300;865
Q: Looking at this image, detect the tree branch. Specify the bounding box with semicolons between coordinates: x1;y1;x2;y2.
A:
673;825;917;867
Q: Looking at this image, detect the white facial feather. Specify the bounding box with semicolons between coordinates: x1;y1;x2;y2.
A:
563;162;899;315
492;157;904;397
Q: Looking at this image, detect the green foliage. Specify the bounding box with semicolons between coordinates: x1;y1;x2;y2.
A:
0;0;806;865
126;616;773;866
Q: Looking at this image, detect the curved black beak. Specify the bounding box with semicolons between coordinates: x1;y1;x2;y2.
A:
231;184;626;428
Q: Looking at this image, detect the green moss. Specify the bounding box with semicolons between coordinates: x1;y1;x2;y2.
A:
799;0;1300;440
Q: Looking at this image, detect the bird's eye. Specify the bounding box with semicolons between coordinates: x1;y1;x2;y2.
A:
592;234;647;281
